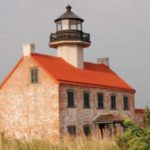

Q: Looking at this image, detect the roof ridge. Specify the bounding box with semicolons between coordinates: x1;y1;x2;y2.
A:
31;53;60;59
84;61;109;67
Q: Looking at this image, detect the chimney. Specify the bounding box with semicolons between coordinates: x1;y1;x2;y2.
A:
97;57;109;67
23;43;35;56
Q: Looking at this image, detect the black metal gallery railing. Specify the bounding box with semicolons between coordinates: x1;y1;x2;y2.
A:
50;30;90;43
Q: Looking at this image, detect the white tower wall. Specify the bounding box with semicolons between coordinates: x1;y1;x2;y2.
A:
57;44;84;69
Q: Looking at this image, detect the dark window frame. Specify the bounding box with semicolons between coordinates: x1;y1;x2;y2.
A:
97;93;104;109
83;125;91;136
30;67;38;84
123;96;129;110
67;125;76;136
111;94;116;110
83;92;90;108
67;90;75;108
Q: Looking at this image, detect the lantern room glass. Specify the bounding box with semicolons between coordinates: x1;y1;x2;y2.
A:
56;21;62;31
70;19;82;31
56;19;82;31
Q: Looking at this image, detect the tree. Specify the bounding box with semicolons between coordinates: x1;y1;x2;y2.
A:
143;107;150;128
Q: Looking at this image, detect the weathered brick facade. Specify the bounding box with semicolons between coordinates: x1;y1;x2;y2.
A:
134;110;144;127
59;84;135;135
0;57;60;141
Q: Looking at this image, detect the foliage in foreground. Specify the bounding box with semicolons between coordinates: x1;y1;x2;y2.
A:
116;119;150;150
0;132;118;150
143;107;150;128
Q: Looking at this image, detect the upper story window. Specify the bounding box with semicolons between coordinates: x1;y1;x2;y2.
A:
67;125;76;136
83;125;91;136
67;90;74;108
97;93;104;109
83;92;90;108
111;95;116;110
124;96;129;110
30;67;38;84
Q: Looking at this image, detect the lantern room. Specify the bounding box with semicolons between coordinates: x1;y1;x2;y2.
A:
55;5;83;31
49;5;91;48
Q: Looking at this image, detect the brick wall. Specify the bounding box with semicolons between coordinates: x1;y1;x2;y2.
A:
0;57;60;141
59;84;135;135
0;56;141;140
134;112;144;127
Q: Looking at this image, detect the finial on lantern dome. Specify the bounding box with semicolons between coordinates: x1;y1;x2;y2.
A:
66;5;72;11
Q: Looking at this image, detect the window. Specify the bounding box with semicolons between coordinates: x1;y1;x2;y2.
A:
124;96;129;110
97;93;104;109
30;68;38;84
62;19;69;30
83;92;90;108
56;21;62;31
67;90;74;108
69;19;77;30
67;126;76;136
111;95;116;109
77;22;82;31
83;125;91;136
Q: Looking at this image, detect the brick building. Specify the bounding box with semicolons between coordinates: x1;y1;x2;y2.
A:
0;5;143;141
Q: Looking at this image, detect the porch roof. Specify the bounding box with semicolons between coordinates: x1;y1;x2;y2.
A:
94;114;123;124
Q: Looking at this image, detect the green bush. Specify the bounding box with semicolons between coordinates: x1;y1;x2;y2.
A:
143;107;150;128
116;119;150;150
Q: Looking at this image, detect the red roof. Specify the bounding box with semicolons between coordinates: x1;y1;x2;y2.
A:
0;53;135;93
135;109;144;113
31;53;135;93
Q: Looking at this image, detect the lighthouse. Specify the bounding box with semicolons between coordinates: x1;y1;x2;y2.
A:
49;5;91;69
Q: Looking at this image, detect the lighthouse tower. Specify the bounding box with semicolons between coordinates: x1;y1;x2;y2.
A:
49;5;91;69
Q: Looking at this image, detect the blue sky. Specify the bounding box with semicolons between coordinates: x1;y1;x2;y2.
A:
0;0;150;108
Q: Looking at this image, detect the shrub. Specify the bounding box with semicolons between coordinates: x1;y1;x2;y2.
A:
116;119;150;150
143;107;150;128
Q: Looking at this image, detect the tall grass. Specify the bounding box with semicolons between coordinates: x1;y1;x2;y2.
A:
0;129;119;150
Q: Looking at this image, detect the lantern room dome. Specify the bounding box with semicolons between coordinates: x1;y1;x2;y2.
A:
55;5;84;22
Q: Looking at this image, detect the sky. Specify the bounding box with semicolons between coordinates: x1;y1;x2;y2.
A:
0;0;150;108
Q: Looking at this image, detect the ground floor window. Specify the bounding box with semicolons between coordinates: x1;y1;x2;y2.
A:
83;125;91;136
67;126;76;136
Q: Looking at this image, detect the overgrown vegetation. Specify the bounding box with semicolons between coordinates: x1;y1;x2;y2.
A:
116;114;150;150
143;107;150;128
0;132;118;150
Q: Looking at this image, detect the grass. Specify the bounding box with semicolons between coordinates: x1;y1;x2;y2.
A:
0;129;120;150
